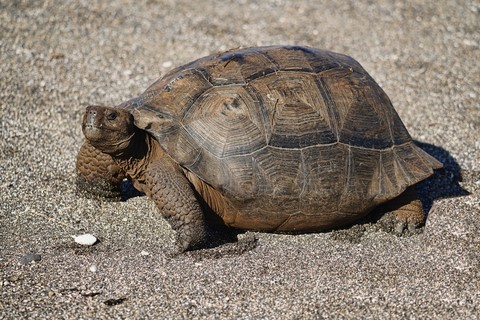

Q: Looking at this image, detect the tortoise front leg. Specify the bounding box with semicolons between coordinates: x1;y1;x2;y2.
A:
144;160;207;252
76;141;126;198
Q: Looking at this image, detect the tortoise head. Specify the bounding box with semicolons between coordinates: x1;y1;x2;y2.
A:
82;105;137;155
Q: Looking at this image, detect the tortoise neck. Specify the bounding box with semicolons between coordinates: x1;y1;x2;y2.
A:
114;130;164;183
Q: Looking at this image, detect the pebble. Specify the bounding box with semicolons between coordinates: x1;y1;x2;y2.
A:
162;61;173;68
20;253;41;265
72;234;98;246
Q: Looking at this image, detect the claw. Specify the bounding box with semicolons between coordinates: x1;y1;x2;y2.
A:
394;216;423;236
395;219;407;234
407;221;417;233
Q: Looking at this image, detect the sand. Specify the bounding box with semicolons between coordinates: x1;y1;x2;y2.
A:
1;0;479;318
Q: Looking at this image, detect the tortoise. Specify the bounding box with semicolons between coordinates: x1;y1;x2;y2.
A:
76;45;442;251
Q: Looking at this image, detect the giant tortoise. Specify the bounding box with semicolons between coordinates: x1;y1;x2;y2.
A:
76;46;442;251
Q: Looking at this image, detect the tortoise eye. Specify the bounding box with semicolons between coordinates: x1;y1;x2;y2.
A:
106;112;117;120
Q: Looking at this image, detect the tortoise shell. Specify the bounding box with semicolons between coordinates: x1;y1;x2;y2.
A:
120;46;441;231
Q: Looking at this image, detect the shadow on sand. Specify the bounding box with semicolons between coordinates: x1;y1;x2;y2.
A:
415;141;470;213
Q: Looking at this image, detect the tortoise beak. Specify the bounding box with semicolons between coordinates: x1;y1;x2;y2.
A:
82;105;106;143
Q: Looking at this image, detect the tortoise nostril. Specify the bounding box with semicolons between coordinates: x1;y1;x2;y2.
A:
85;108;99;127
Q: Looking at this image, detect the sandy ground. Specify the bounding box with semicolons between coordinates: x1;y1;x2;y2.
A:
1;0;479;318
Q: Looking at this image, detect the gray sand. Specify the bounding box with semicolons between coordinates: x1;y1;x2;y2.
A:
1;0;479;318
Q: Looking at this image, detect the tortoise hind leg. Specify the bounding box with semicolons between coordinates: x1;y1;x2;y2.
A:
386;187;425;234
76;141;126;199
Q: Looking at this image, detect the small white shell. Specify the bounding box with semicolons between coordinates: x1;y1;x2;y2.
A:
72;234;97;246
162;61;173;68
